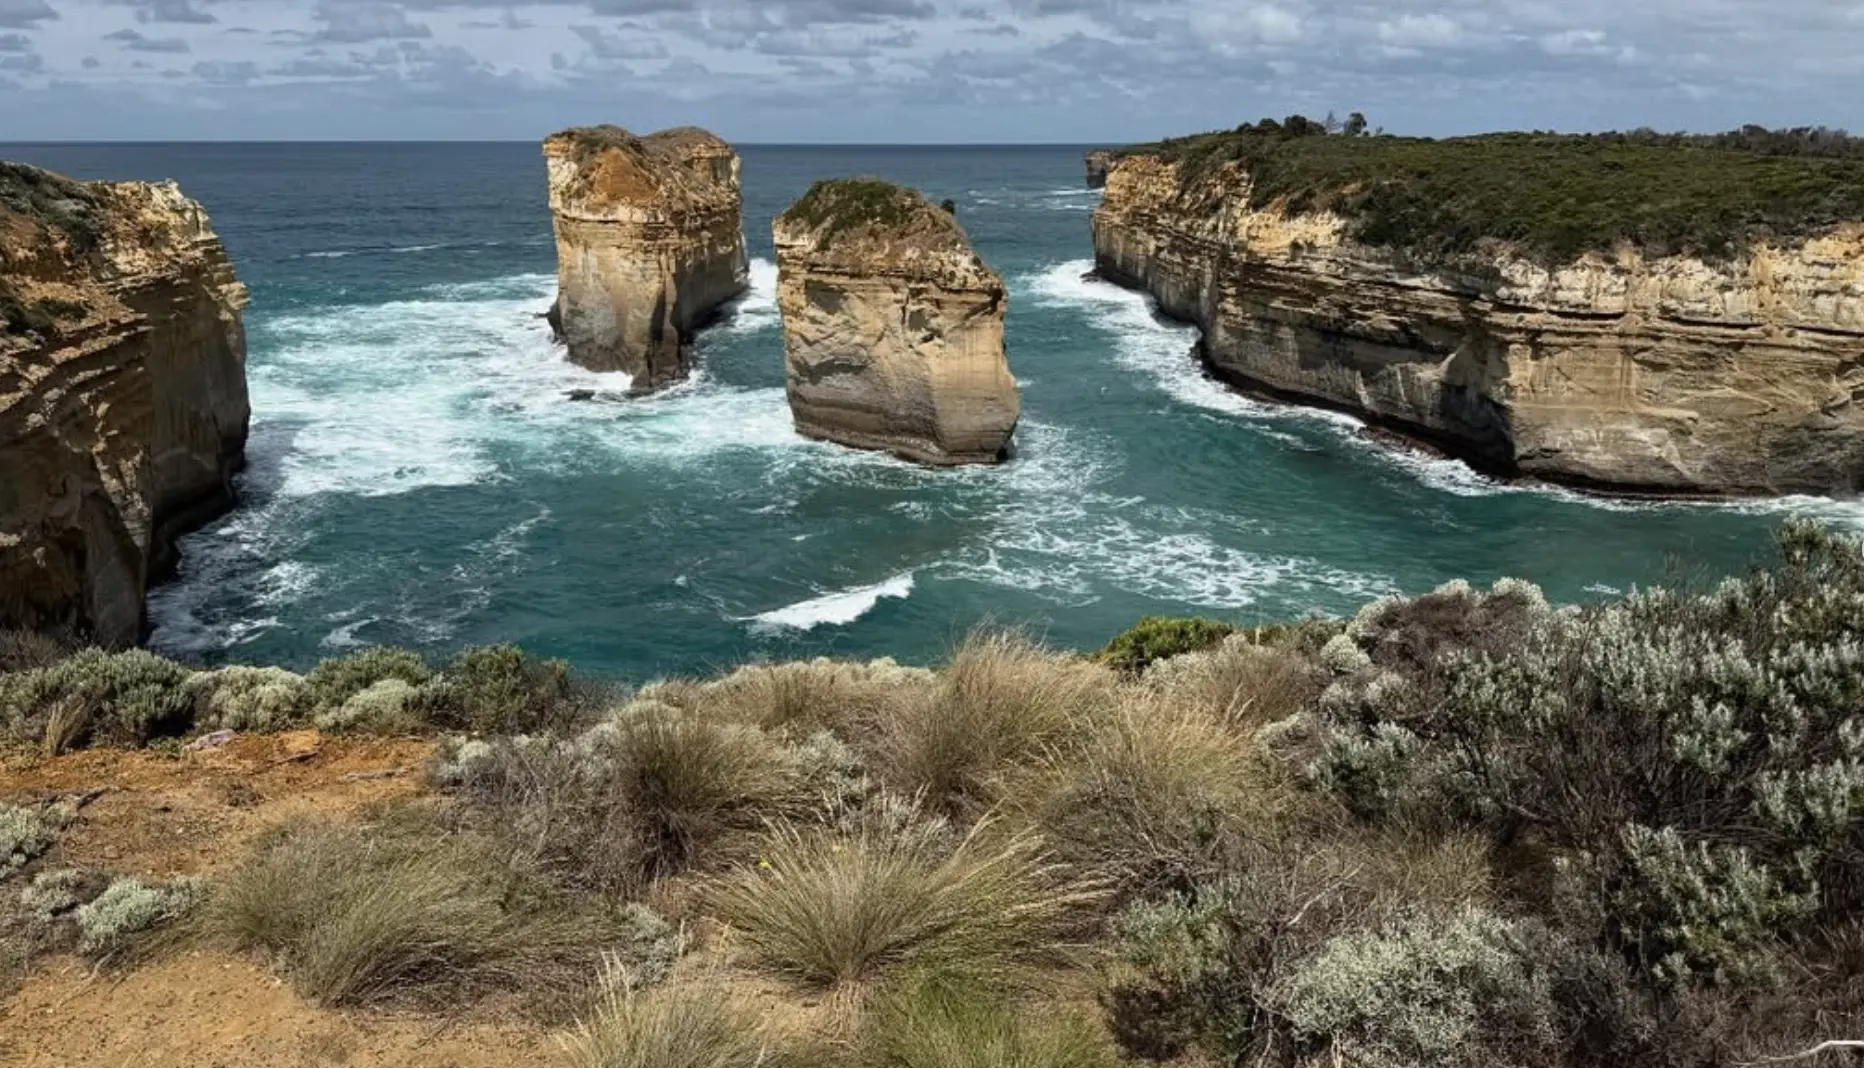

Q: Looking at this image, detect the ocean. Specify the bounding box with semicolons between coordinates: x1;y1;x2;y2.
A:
2;142;1841;681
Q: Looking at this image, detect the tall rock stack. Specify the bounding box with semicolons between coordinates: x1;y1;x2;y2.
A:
774;179;1018;466
543;125;749;388
0;162;250;645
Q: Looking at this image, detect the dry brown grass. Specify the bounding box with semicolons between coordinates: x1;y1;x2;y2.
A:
205;814;615;1009
560;976;771;1068
649;658;934;737
876;630;1117;815
1142;636;1321;729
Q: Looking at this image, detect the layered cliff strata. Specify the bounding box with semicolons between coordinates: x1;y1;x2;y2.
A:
543;125;749;388
1092;137;1864;495
774;179;1018;465
0;162;250;645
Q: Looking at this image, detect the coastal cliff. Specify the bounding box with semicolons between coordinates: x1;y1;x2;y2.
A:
1085;150;1113;189
774;179;1018;465
0;162;249;645
543;125;748;388
1091;130;1864;495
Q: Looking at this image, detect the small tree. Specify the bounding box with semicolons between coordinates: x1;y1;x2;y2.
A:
1344;111;1369;137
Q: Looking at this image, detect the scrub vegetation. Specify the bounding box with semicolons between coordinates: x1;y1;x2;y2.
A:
1118;115;1864;265
5;520;1864;1065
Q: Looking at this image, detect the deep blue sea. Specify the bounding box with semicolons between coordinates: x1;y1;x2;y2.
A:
2;142;1843;681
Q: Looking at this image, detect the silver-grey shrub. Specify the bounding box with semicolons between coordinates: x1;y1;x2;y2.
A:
0;648;194;750
75;874;204;958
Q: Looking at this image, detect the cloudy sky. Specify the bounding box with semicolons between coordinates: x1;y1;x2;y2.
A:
0;0;1859;141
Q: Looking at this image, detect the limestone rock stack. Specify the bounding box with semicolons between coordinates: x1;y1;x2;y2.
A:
0;162;250;645
543;125;748;388
1085;150;1113;188
774;179;1018;465
1093;150;1864;496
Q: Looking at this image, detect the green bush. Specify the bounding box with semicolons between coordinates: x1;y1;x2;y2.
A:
0;648;194;751
411;643;588;735
302;646;430;715
781;178;927;249
1094;617;1235;676
74;874;203;960
186;666;311;732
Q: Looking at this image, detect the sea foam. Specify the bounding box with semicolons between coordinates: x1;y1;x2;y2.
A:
748;572;916;632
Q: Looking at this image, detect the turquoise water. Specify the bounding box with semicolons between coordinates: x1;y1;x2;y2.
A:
4;143;1842;681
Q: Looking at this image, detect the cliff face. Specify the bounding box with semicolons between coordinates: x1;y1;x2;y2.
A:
0;164;250;645
544;125;749;388
774;180;1018;466
1085;150;1113;189
1093;153;1864;495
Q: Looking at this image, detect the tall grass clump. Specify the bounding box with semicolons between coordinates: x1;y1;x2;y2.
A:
1142;634;1322;728
438;699;805;892
207;816;611;1007
712;820;1098;994
879;630;1116;814
648;657;933;736
861;976;1117;1068
561;978;768;1068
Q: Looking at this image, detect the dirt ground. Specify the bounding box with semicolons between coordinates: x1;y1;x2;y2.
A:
0;733;559;1067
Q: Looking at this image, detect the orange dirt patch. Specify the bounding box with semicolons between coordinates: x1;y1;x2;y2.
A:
0;733;435;876
0;951;553;1068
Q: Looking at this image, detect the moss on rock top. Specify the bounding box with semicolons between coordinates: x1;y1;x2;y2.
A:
1114;117;1864;266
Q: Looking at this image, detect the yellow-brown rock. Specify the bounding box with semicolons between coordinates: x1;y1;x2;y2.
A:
543;125;748;388
0;162;249;644
1093;152;1864;495
774;180;1017;466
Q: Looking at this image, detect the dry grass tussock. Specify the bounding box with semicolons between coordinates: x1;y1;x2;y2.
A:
1142;634;1322;729
711;817;1103;998
644;657;935;737
876;629;1118;814
204;813;616;1009
561;968;771;1068
860;975;1119;1068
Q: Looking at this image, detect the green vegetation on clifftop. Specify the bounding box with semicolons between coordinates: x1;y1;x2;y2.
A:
780;177;931;249
1118;117;1864;265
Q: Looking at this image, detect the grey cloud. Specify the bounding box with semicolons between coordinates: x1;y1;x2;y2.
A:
0;0;55;28
190;58;256;82
311;2;432;43
0;48;41;69
0;29;30;48
104;27;192;52
967;23;1018;35
80;54;98;66
130;0;215;24
462;8;532;28
571;23;669;58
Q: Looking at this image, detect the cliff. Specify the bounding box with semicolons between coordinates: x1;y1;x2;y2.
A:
1085;150;1113;189
1092;132;1864;495
543;125;748;388
0;162;250;645
774;179;1018;465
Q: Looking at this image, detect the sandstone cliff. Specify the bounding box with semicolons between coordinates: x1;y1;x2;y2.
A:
1093;150;1864;495
544;125;748;388
1085;150;1113;189
774;179;1017;465
0;162;249;645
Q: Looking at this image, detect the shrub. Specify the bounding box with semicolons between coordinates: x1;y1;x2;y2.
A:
206;817;612;1007
303;646;430;715
75;874;203;960
0;628;69;672
439;700;803;892
0;648;193;752
712;821;1097;993
1;803;67;877
1095;617;1235;676
879;630;1115;814
861;977;1116;1068
561;980;767;1068
1016;697;1277;898
18;868;104;922
313;677;420;733
411;644;592;735
1269;907;1559;1068
186;666;311;732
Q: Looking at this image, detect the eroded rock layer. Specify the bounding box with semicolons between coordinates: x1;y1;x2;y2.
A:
775;180;1018;466
544;125;748;387
0;163;250;645
1092;152;1864;495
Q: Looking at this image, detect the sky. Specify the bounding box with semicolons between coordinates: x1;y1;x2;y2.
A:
0;0;1859;141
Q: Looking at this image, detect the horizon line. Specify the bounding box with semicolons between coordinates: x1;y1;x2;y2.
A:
0;139;1117;148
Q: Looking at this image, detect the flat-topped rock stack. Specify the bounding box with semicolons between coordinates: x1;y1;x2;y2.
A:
543;124;748;388
0;162;250;644
774;179;1018;466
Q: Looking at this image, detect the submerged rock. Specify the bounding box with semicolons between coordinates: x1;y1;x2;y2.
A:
0;161;250;645
774;178;1018;466
543;124;748;389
